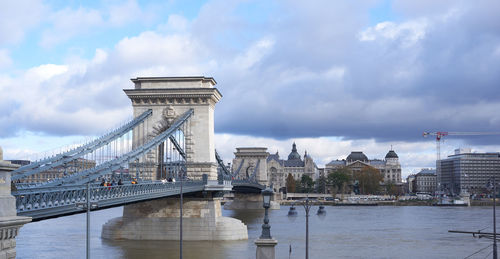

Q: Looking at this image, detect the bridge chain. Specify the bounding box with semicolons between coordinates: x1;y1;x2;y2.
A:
33;109;194;187
12;109;153;180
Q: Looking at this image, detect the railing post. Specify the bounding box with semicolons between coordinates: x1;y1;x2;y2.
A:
218;171;223;185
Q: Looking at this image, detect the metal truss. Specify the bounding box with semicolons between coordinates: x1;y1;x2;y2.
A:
215;150;231;177
217;152;261;186
249;159;260;181
169;135;186;160
12;109;153;181
14;180;205;221
37;109;194;187
233;159;245;178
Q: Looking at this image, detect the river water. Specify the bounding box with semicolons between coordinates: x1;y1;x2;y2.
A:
16;205;498;258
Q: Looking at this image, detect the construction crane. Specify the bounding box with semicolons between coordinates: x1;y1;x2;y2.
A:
423;131;500;161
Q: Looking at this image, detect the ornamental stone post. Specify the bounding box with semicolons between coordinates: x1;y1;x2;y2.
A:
255;187;277;259
255;238;278;259
0;147;31;259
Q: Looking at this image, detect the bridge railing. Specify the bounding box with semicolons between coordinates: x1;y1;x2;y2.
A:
13;179;205;220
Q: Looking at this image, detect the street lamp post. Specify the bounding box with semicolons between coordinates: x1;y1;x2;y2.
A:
493;177;497;259
488;177;498;259
255;187;278;259
76;180;98;259
288;198;326;259
261;187;273;239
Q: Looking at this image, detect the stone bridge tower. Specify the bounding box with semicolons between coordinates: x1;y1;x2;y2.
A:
103;77;248;241
232;147;269;186
124;77;221;180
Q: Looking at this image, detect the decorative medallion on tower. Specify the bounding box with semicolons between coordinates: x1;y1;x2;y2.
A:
150;105;178;137
246;161;256;178
162;105;177;128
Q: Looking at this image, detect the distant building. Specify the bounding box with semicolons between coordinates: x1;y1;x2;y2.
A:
414;169;437;194
18;158;97;183
439;149;500;195
8;160;31;166
325;149;402;184
232;143;319;192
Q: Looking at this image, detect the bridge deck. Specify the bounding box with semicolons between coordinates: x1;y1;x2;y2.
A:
14;181;206;221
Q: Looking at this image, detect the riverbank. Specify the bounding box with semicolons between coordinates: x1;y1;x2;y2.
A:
279;199;434;206
279;199;498;206
223;198;500;207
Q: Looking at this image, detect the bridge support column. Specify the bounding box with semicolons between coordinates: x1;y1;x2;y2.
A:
0;147;31;259
224;193;280;210
102;197;247;241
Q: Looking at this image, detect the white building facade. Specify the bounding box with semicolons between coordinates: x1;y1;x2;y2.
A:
325;150;402;184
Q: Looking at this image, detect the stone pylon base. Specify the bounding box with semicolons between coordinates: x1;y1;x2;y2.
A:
224;193;280;210
102;197;247;241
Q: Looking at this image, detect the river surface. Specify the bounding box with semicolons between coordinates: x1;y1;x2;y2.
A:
16;205;498;258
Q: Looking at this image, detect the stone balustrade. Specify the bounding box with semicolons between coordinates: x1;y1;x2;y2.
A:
0;147;31;259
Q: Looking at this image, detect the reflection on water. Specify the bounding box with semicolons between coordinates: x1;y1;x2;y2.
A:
17;205;498;259
102;239;249;259
226;209;264;226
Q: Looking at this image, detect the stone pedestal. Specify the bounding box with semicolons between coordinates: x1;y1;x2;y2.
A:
0;217;31;259
255;238;278;259
0;148;31;259
102;197;247;240
224;193;280;210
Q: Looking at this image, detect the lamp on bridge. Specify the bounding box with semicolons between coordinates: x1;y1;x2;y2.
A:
287;197;327;259
255;187;277;259
260;187;272;239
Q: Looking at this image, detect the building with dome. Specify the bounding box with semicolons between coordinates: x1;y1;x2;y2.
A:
325;149;402;184
267;143;319;190
232;143;319;192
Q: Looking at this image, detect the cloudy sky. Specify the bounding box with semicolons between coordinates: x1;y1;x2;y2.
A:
1;0;500;178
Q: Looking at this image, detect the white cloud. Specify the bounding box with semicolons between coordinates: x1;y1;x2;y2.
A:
2;0;500;184
25;64;68;82
91;49;108;65
0;0;45;45
114;32;205;71
0;49;12;68
158;14;190;33
39;1;155;48
107;0;142;26
41;7;104;48
232;38;275;70
359;19;428;47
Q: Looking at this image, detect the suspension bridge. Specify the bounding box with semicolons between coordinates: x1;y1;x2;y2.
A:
0;77;268;258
